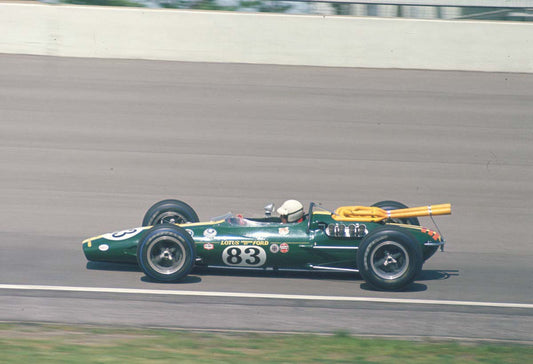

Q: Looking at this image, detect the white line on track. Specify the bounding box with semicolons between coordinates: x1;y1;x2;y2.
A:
1;284;532;309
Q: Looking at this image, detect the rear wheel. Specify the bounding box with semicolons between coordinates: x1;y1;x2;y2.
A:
357;226;422;291
371;200;420;226
142;199;199;227
137;224;196;282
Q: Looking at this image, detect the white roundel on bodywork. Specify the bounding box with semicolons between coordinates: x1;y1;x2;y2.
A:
98;244;109;252
102;228;144;241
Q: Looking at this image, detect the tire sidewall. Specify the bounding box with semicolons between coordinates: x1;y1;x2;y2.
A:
371;200;420;226
142;199;199;226
357;227;422;291
137;224;196;282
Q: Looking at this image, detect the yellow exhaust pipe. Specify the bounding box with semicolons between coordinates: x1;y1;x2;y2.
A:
333;203;451;222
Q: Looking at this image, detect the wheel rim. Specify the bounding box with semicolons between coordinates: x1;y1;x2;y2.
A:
154;211;188;225
370;241;409;280
147;236;186;275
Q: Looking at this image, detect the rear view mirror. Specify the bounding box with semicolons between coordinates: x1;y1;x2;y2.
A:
264;203;275;217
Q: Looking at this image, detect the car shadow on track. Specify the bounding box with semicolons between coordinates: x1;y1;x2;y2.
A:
86;262;203;283
359;269;459;292
86;261;140;272
192;267;359;281
359;282;428;292
86;262;457;291
140;275;202;284
418;269;459;282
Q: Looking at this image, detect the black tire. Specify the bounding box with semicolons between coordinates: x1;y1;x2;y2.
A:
356;226;422;291
371;200;420;226
137;224;196;282
142;199;199;227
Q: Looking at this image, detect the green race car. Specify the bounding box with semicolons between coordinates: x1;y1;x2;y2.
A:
82;199;450;291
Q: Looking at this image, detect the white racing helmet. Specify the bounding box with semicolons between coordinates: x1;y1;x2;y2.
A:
277;200;304;223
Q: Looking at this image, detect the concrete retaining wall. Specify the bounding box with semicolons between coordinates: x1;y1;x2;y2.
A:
1;3;531;72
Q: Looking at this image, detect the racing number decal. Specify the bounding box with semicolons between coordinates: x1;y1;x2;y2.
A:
103;228;143;241
112;229;137;239
222;246;267;267
244;247;262;265
225;247;244;264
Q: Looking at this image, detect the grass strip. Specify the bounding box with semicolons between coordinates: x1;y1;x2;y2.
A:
1;323;531;363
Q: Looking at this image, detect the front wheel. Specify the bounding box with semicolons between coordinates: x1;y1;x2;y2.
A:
142;199;199;227
137;224;196;282
356;226;422;291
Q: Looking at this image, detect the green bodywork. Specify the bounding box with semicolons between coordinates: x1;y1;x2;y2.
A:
82;208;442;272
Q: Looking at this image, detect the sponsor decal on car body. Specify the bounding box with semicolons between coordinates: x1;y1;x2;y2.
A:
203;228;217;238
98;244;109;252
421;228;441;241
220;240;269;246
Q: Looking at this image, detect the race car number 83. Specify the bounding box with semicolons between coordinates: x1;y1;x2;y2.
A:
102;228;143;241
222;246;267;267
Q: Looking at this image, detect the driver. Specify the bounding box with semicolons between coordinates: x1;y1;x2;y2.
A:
277;200;304;223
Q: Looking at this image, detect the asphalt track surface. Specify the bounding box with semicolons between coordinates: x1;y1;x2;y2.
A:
1;54;532;342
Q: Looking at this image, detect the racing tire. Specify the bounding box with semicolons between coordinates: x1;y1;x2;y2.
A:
142;199;199;227
356;226;422;291
371;200;420;226
137;224;196;282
